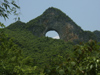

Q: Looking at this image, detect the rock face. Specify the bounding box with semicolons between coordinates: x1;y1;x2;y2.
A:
26;7;96;42
7;7;98;42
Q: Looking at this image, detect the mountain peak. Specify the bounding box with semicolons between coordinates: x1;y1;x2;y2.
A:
43;7;66;16
41;7;72;23
7;7;99;42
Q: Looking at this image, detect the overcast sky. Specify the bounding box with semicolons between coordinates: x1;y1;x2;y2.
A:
1;0;100;38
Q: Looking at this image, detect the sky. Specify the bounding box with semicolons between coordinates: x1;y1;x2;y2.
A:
1;0;100;38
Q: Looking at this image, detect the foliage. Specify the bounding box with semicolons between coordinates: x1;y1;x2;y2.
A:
0;25;41;75
1;5;100;74
1;22;100;74
43;41;100;75
0;0;20;20
3;22;100;74
94;30;100;42
4;27;74;67
6;21;26;30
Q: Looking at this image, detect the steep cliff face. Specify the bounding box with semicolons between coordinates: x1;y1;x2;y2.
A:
26;7;97;42
6;7;98;42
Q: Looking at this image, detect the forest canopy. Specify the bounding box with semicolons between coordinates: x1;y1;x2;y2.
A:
0;1;100;74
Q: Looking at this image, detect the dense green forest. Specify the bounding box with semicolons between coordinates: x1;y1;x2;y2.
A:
0;1;100;74
0;21;100;75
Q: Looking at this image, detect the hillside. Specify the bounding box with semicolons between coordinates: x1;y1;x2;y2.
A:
6;7;99;42
4;7;100;66
93;30;100;42
4;26;74;67
1;7;100;74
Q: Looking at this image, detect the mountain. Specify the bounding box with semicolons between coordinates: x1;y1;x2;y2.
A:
3;7;100;71
5;7;99;43
93;30;100;42
4;23;74;67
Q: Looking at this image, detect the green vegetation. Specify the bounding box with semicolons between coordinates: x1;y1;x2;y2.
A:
1;4;100;74
4;26;74;67
94;30;100;42
0;21;100;74
0;0;20;20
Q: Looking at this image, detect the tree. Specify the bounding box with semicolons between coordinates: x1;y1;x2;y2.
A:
0;0;20;20
0;24;38;75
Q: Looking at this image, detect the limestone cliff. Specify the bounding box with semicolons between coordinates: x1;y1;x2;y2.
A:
26;7;96;42
7;7;98;42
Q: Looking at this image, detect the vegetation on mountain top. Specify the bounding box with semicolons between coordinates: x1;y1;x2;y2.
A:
0;6;100;75
0;21;100;74
94;30;100;42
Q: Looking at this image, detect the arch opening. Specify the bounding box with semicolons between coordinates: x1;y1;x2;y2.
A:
45;30;60;39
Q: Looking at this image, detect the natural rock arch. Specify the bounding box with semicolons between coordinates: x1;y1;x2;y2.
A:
26;7;96;42
41;22;79;41
45;30;60;39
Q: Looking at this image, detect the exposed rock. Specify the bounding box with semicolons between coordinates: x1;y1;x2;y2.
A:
26;7;97;42
7;7;98;42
